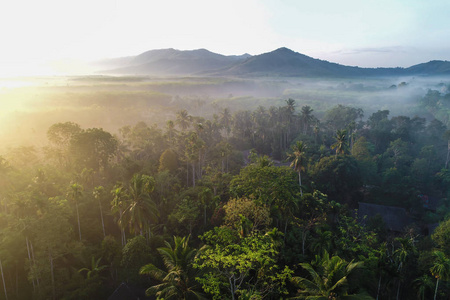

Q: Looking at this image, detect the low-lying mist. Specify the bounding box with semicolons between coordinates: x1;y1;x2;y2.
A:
1;75;449;152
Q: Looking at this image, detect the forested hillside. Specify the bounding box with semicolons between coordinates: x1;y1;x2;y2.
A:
1;89;450;299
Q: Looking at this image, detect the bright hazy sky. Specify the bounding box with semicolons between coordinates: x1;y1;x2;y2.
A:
2;0;450;75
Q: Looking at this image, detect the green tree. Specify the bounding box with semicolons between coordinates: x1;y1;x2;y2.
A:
287;141;307;196
122;174;159;236
69;128;118;171
46;122;82;168
309;155;362;205
78;257;107;279
111;185;127;246
140;236;204;299
430;251;450;300
444;130;450;169
432;219;450;256
177;109;192;131
324;105;363;132
223;197;272;234
331;129;348;157
68;183;83;241
159;149;179;173
93;186;106;237
291;251;372;299
300;105;315;135
194;227;292;300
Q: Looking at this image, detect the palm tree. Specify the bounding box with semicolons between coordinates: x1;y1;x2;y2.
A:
287;141;307;196
78;256;107;279
291;251;372;300
393;237;415;300
69;183;83;241
176;110;192;131
444;130;450;168
122;174;159;236
219;107;232;138
430;250;450;300
292;251;366;299
111;185;127;246
166;120;177;145
331;129;348;157
413;275;433;300
140;236;204;299
300;105;314;135
93;186;106;237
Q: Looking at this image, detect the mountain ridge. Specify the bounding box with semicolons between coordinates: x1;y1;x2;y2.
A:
97;47;450;77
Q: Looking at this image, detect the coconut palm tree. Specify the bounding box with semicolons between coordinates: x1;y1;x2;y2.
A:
93;186;106;237
78;256;107;279
430;250;450;300
219;107;232;138
331;129;348;157
122;174;159;236
300;105;314;135
176;110;192;131
111;185;127;246
287;141;307;196
291;251;372;299
69;183;83;241
139;236;204;300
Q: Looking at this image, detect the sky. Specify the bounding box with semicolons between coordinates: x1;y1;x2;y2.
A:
1;0;450;76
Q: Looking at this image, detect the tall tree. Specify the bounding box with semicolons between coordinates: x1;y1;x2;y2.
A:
93;186;106;238
68;183;83;241
444;130;450;169
300;105;314;135
122;174;159;236
69;128;118;171
287;141;307;196
291;251;372;299
331;129;348;157
430;251;450;300
140;236;204;299
176;109;192;131
111;185;127;246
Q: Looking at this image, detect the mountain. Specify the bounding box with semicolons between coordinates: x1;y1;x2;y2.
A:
100;48;251;76
97;47;450;77
215;47;407;77
405;60;450;75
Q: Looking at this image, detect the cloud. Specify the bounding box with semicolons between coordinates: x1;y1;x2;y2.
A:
335;46;411;55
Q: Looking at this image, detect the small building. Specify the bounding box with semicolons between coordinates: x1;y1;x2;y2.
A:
108;282;149;300
358;202;412;232
418;194;440;211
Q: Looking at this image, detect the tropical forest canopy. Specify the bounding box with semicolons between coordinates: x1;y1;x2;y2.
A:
0;74;450;299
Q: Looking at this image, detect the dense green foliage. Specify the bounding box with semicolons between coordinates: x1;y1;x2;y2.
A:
0;87;450;300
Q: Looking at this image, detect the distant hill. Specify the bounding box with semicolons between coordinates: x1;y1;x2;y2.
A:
97;47;450;77
405;60;450;75
99;48;251;76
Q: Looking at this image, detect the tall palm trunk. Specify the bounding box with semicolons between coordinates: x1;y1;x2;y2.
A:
0;259;7;300
376;274;381;300
445;140;449;168
192;163;196;187
119;209;126;246
434;278;439;300
25;238;36;292
49;250;55;300
98;198;106;237
298;171;303;196
30;241;39;288
75;201;81;241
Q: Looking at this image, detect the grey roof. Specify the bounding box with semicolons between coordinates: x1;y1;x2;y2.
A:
418;194;440;211
358;202;412;232
108;282;148;300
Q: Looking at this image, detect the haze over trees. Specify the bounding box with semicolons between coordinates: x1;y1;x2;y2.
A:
1;53;450;298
